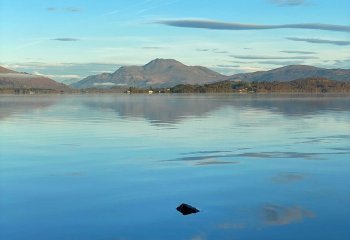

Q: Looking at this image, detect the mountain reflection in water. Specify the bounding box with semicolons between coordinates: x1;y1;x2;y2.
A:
81;94;350;124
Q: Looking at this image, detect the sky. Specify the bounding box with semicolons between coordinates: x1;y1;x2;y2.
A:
0;0;349;82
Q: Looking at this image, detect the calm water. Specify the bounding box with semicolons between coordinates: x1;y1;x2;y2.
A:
1;94;350;240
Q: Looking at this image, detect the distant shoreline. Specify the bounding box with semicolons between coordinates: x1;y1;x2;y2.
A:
1;92;350;98
2;77;350;95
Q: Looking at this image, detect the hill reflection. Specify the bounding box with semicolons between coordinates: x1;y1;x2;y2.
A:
82;94;350;124
1;94;349;124
0;96;59;120
82;95;226;124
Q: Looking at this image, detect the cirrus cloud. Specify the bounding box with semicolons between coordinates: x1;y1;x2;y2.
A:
156;19;350;33
258;60;305;65
268;0;307;6
216;64;240;68
46;7;81;12
281;50;316;54
230;55;317;60
286;37;350;46
51;38;80;42
141;46;164;49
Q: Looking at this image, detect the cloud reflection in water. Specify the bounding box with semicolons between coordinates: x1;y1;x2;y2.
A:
262;204;315;225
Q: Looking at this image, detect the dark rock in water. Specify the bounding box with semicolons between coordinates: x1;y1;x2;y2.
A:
176;203;200;215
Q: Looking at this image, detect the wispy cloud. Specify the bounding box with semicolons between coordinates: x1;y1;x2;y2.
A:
13;39;47;50
34;71;82;79
268;0;307;6
102;10;120;16
281;50;316;54
156;19;350;33
213;49;228;54
196;48;228;54
316;59;350;69
135;0;180;16
46;7;81;12
228;60;305;66
212;65;266;74
286;37;350;46
141;46;164;49
102;0;179;17
196;48;211;52
230;55;317;60
258;60;305;65
216;64;240;68
51;38;80;42
64;7;81;12
237;66;266;72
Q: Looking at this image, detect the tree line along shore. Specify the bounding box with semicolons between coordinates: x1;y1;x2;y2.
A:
1;77;350;95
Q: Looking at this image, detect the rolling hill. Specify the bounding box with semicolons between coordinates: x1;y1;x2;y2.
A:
226;65;350;82
0;66;70;91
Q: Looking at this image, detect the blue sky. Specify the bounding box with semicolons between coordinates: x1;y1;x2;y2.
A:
0;0;349;82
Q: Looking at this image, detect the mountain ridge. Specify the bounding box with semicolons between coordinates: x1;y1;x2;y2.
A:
2;60;349;91
71;59;350;89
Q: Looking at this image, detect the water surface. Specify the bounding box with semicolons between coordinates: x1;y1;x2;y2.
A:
1;94;350;240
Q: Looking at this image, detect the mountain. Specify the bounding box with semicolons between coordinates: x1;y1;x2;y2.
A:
226;65;350;82
0;66;70;91
71;59;227;89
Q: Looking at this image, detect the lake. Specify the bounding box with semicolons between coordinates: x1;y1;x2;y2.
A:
1;94;350;240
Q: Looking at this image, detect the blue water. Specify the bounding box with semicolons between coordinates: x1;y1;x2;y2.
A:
1;94;350;240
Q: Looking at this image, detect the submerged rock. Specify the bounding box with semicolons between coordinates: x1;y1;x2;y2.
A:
176;203;200;215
